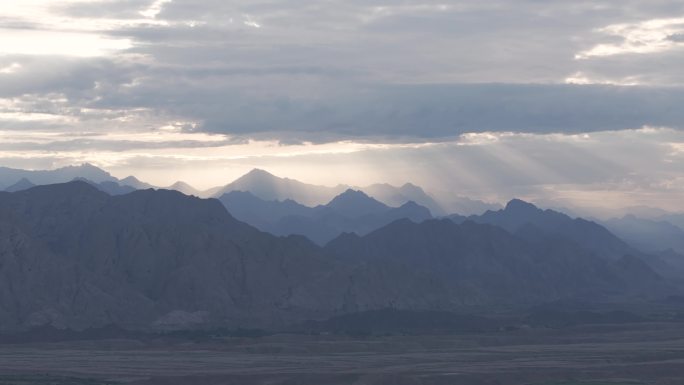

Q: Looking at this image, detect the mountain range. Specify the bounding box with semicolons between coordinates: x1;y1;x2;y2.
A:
219;189;433;245
0;165;498;215
0;164;117;189
450;199;640;261
206;168;348;206
4;178;35;193
3;165;683;263
601;215;684;255
0;182;349;331
325;218;666;306
0;181;679;332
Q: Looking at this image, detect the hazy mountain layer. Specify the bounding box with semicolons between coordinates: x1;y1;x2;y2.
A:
357;183;446;216
3;178;35;192
167;181;203;197
602;215;684;254
0;164;149;195
0;164;116;190
0;165;502;216
209;169;347;206
451;199;638;261
219;189;433;245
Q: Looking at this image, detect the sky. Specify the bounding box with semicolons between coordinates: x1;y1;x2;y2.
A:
1;0;684;213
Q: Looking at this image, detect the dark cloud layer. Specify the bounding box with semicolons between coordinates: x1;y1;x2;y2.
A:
191;84;684;142
2;1;684;143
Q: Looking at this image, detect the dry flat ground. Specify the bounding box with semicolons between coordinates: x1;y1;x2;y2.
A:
1;323;684;385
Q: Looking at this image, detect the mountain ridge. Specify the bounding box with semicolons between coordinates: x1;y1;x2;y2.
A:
0;165;500;216
452;198;638;261
219;189;433;245
0;182;679;332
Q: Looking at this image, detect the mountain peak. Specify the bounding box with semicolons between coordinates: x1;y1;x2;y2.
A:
244;168;277;179
326;189;389;216
26;180;107;198
228;168;282;187
4;177;35;192
170;181;192;189
341;188;370;197
400;182;423;192
62;162;101;172
505;198;539;212
214;168;345;206
328;189;373;205
121;175;142;184
67;163;113;177
168;181;201;196
120;176;154;189
400;200;420;208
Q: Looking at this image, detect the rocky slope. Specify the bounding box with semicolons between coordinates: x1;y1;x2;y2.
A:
0;183;675;332
0;182;352;331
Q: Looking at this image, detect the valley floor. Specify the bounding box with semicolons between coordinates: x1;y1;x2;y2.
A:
2;322;684;385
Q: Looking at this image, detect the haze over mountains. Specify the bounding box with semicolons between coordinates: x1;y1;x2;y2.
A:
2;165;682;248
0;164;494;216
1;165;684;332
1;164;683;256
450;199;640;261
219;189;433;245
601;215;684;255
0;181;675;332
0;164;117;187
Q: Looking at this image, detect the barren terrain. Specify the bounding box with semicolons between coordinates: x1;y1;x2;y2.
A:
2;322;684;385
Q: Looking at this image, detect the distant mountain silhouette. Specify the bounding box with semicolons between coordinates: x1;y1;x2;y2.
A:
602;215;684;254
361;183;446;216
326;189;390;217
0;164;155;194
210;169;347;206
218;190;314;229
0;165;498;216
219;189;433;245
0;182;353;331
167;181;203;196
72;178;137;195
4;178;35;192
211;168;460;213
0;163;117;190
433;193;503;216
657;213;684;232
652;249;684;279
452;199;638;261
326;218;667;306
119;175;155;190
0;183;676;332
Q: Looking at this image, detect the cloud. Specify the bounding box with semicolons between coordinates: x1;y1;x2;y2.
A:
1;1;683;143
576;17;684;59
0;62;21;74
2;126;681;213
0;28;131;57
564;72;642;86
139;0;172;19
149;83;684;143
1;0;684;212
